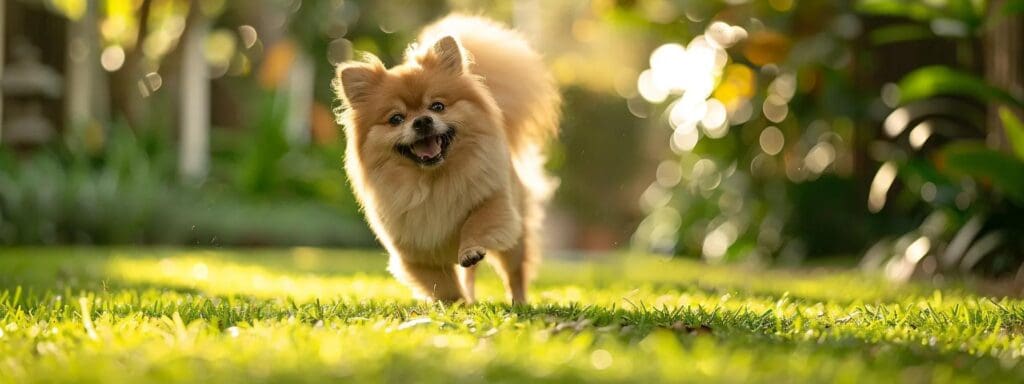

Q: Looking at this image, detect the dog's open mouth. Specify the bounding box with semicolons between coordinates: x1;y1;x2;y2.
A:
397;130;455;166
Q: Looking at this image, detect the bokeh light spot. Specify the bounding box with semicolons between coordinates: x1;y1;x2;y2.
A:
759;126;785;155
100;45;126;72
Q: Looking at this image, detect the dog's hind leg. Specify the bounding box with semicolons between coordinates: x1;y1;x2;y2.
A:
491;233;536;305
457;264;477;303
389;256;465;303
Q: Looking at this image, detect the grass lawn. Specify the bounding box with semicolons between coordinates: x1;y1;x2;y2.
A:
2;248;1024;383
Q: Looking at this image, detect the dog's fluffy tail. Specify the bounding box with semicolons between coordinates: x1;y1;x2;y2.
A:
420;15;559;280
419;15;561;158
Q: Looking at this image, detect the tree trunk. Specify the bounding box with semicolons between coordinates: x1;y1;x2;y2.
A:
985;0;1024;149
110;0;153;129
65;0;107;133
179;2;209;183
285;50;313;146
0;0;6;144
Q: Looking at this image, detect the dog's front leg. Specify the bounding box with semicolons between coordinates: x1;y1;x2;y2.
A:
458;192;521;267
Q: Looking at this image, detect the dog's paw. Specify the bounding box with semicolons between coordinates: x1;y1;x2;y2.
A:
458;247;486;268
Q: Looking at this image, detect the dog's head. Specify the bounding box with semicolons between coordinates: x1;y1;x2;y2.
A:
336;36;497;169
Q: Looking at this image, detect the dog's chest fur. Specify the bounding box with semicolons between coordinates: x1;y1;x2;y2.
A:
382;172;490;250
357;150;508;262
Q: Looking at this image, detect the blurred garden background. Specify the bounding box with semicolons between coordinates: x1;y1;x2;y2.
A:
1;0;1023;286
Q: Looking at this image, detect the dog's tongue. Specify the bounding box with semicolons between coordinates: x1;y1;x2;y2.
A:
411;137;442;159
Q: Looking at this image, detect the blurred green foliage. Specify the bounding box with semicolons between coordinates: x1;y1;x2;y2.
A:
1;0;1023;279
0;112;372;246
899;66;1024;108
619;0;1024;280
856;1;1024;279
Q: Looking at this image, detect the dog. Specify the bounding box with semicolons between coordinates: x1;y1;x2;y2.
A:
334;15;560;304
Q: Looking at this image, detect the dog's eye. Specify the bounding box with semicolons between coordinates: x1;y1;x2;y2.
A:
388;114;405;126
429;102;445;112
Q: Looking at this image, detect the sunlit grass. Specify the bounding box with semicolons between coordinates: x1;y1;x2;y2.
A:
2;248;1024;383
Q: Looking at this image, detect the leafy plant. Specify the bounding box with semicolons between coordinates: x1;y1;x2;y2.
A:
630;1;874;263
0;122;370;247
857;0;985;28
899;66;1024;109
1001;107;1024;159
941;143;1024;203
867;78;1024;280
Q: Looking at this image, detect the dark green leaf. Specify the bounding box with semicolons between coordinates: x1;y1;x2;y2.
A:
869;24;934;45
857;0;982;27
856;0;940;20
1006;0;1024;14
898;66;1024;109
999;107;1024;161
940;142;1024;203
949;0;984;29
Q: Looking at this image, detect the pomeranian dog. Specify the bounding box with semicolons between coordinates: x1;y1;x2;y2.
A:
334;15;560;304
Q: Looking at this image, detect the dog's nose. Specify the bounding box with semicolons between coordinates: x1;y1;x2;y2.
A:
412;116;433;134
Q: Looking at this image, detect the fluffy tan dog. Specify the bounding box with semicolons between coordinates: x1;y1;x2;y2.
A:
334;15;560;303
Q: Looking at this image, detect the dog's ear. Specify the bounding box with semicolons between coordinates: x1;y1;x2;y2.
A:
336;54;385;105
425;36;465;75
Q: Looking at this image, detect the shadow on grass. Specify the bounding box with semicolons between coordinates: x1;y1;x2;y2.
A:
0;247;915;312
